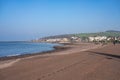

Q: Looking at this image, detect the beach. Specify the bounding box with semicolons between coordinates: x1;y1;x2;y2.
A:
0;43;120;80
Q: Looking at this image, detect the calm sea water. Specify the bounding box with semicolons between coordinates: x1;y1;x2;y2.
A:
0;42;59;57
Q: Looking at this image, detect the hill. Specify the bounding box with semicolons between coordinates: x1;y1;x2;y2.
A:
106;30;120;33
39;30;120;40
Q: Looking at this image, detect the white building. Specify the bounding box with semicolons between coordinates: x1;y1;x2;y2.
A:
89;36;107;42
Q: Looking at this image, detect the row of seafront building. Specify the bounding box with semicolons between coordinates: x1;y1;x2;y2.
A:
32;36;120;43
89;36;120;42
32;38;71;43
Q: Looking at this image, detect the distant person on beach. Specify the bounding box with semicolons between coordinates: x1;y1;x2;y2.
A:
113;40;116;45
112;37;116;46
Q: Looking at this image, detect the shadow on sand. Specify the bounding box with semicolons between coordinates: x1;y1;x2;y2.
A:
87;51;120;59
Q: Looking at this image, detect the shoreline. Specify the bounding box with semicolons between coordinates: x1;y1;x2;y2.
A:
0;43;72;69
0;42;101;61
0;44;71;61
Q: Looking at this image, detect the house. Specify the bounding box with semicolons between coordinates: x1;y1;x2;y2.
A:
71;36;81;42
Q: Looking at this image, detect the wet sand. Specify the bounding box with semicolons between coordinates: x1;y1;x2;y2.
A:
0;43;120;80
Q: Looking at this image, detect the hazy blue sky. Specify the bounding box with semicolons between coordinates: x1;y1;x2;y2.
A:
0;0;120;41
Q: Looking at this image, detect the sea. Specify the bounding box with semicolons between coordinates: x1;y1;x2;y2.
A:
0;42;60;57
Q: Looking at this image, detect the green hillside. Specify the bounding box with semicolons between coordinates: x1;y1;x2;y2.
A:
74;31;120;38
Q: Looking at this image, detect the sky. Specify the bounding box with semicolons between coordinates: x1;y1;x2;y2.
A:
0;0;120;41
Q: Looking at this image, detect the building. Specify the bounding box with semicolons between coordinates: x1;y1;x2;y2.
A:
89;36;107;42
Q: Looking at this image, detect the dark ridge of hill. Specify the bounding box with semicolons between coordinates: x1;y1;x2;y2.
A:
106;30;120;33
